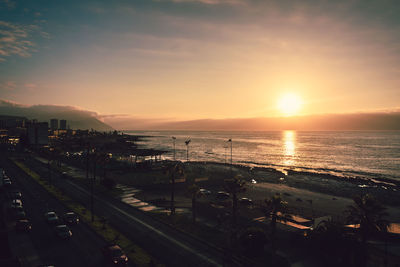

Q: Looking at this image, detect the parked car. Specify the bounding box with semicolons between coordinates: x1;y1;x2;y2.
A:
7;191;22;200
54;224;72;239
45;212;60;225
102;244;128;265
63;212;79;225
216;191;230;199
14;209;27;220
3;178;11;186
15;219;32;232
10;199;23;209
199;188;211;195
239;197;253;205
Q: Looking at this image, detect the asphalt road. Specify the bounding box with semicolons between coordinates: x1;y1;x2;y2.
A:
1;155;128;267
21;155;242;267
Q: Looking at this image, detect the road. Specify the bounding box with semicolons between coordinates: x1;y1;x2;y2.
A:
1;155;131;267
18;155;241;267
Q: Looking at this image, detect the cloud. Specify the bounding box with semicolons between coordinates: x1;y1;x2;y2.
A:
0;80;16;91
0;98;24;107
0;0;15;9
167;0;245;5
0;20;48;61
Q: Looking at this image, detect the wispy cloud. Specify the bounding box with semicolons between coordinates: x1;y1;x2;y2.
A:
167;0;245;5
0;80;16;90
0;20;48;61
0;0;16;9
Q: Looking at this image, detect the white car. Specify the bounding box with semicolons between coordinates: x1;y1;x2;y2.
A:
10;199;23;209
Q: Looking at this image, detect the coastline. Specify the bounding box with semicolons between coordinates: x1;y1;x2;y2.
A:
126;159;400;223
174;160;400;207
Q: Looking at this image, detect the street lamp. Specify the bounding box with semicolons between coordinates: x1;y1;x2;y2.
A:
172;136;176;161
227;139;232;165
223;145;228;164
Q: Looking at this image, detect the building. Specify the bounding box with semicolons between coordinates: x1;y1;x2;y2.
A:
0;116;25;129
26;121;49;146
50;119;58;131
60;119;67;130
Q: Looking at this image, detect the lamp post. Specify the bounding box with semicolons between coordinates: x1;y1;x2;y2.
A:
172;136;176;161
228;139;232;165
90;148;96;222
223;145;228;164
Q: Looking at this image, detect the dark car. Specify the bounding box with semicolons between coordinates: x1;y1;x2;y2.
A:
239;197;253;205
216;191;230;199
63;212;79;225
199;188;211;195
54;224;72;239
15;219;32;232
3;178;11;186
45;211;60;225
14;209;27;220
8;191;22;200
102;244;128;265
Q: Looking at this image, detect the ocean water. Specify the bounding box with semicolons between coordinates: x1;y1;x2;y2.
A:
126;131;400;182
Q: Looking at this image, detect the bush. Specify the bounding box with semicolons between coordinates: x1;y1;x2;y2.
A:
239;227;268;257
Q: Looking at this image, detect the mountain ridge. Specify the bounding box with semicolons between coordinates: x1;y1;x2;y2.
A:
0;99;113;131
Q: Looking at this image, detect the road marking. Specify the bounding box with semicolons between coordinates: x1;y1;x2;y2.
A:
65;180;221;267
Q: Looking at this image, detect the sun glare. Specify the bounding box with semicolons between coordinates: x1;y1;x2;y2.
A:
277;93;302;117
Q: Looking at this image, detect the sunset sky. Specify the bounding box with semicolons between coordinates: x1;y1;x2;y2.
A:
0;0;399;121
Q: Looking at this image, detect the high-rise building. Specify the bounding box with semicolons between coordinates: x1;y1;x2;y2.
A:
26;121;49;146
60;119;67;130
50;119;58;131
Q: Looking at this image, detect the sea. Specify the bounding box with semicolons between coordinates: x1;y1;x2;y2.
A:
125;131;400;182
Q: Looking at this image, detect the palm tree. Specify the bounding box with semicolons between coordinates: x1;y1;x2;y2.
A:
264;193;291;252
166;162;185;215
346;194;389;266
309;219;355;266
185;139;191;161
224;175;246;228
187;184;201;223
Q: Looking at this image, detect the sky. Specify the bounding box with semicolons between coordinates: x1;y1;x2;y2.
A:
0;0;400;122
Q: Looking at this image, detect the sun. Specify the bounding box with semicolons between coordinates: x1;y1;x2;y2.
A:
277;93;302;117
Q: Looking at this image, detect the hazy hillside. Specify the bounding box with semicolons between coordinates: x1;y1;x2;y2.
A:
104;112;400;131
0;99;113;131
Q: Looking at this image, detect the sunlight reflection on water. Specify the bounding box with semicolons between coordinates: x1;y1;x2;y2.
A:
283;130;296;166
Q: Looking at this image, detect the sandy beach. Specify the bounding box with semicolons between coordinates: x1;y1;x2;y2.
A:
125;161;400;223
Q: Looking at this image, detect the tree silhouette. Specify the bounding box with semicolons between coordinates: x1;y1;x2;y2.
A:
309;219;356;266
185;139;191;161
224;175;246;228
346;194;389;266
166;162;185;215
264;193;291;252
187;184;201;223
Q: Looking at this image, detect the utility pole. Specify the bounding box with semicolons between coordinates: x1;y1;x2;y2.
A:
172;136;176;161
91;149;96;222
86;143;90;180
228;139;232;165
228;139;232;173
48;159;51;185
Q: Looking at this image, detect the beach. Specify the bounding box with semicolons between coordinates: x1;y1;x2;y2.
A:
123;161;400;223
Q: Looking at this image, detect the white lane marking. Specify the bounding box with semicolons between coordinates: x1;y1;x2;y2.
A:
65;180;221;267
